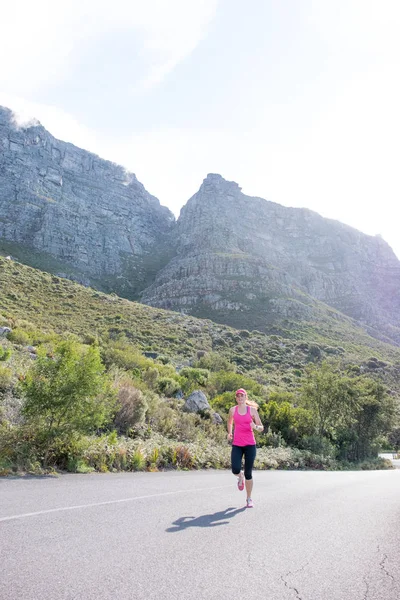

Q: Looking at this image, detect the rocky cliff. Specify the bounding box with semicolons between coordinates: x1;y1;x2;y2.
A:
0;106;174;297
141;174;400;344
1;106;400;345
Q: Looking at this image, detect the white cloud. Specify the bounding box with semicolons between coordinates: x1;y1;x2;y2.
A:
0;0;218;93
131;0;219;89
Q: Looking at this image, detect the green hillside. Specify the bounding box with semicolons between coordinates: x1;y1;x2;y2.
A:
0;256;399;475
1;256;400;371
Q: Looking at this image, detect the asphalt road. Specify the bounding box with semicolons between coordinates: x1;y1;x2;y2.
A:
1;469;400;600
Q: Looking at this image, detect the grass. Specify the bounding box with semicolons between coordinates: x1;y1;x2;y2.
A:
1;257;400;380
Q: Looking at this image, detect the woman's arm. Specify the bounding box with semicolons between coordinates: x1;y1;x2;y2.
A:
227;407;234;440
250;407;264;432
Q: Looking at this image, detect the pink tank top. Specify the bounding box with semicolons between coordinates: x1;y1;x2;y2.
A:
233;405;256;446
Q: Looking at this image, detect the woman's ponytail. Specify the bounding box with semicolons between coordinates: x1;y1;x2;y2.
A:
245;398;259;409
236;388;259;409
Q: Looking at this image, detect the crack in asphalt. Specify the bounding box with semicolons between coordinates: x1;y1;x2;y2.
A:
377;546;395;583
280;562;309;600
363;575;370;600
363;546;395;599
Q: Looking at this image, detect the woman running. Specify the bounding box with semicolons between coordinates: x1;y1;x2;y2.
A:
227;388;263;508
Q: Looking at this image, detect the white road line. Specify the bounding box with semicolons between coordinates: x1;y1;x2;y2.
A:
0;484;231;523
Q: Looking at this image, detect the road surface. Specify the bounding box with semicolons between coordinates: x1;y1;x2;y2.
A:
1;469;399;599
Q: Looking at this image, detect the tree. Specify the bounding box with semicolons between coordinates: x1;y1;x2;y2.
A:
388;428;400;453
336;378;396;461
20;340;115;438
300;361;396;461
299;361;352;439
264;401;314;446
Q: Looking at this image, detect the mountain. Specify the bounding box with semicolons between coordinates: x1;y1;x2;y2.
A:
0;106;174;298
1;106;400;345
142;174;400;344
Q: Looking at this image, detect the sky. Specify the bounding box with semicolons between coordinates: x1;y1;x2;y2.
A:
1;0;399;256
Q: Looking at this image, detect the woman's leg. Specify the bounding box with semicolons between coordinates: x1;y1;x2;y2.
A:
231;445;244;486
243;445;257;499
231;445;243;475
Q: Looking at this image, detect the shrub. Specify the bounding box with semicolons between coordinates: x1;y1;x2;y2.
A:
156;377;181;397
157;355;170;364
143;367;159;388
20;341;116;441
358;457;393;470
297;435;336;457
0;366;12;390
114;384;148;434
0;346;12;361
180;367;210;393
263;401;315;446
209;371;264;396
7;328;31;345
210;391;236;416
130;449;146;471
308;344;322;360
101;340;152;372
194;352;236;372
147;402;178;438
260;430;287;448
174;445;195;469
388;428;400;452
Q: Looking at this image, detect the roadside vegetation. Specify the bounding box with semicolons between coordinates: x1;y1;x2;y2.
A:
0;257;398;475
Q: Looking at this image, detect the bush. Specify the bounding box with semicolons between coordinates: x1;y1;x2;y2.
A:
358;457;393;470
254;446;338;470
267;389;295;404
260;430;287;448
263;401;315;447
0;346;12;361
157;355;170;364
20;340;116;443
209;371;264;396
388;428;400;452
180;367;210;393
7;328;31;345
130;448;146;471
114;383;148;435
297;435;336;457
194;352;236;372
143;367;159;388
210;391;236;416
156;377;181;397
0;366;12;390
101;341;152;372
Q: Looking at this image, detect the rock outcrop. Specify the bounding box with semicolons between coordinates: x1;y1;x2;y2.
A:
183;390;211;413
0;106;175;298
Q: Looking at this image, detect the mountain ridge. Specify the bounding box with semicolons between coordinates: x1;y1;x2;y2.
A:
1;106;400;345
142;172;400;344
0;105;175;298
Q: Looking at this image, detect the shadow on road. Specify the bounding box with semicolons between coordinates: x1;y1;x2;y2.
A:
166;506;247;532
